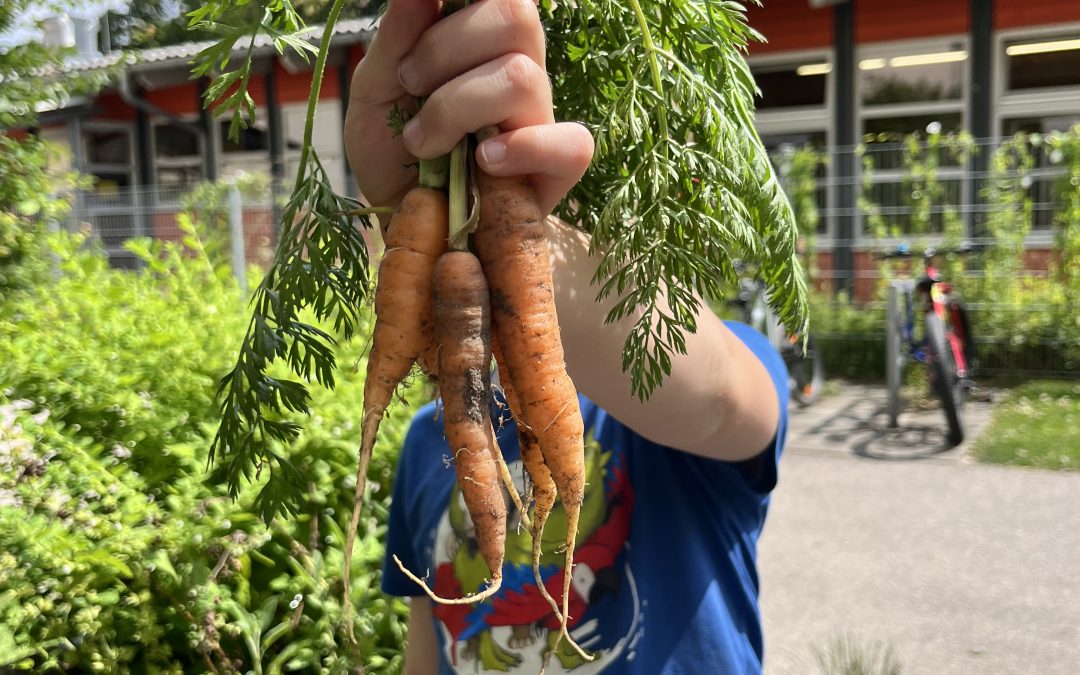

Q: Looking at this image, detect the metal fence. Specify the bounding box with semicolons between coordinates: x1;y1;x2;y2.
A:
64;135;1080;380
66;182;279;289
770;133;1080;379
775;135;1071;251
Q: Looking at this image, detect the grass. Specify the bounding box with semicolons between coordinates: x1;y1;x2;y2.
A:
811;635;902;675
973;379;1080;470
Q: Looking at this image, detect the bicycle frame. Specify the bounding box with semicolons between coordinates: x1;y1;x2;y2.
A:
884;245;975;433
915;260;970;379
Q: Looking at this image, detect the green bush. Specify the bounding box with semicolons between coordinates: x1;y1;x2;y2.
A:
780;128;1080;378
0;227;419;672
0;136;85;292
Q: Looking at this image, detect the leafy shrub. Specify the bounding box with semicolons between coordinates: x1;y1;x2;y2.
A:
0;136;85;292
0;227;419;672
783;129;1080;378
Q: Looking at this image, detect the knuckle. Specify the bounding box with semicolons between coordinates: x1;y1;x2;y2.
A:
418;93;451;145
500;52;544;96
495;0;541;33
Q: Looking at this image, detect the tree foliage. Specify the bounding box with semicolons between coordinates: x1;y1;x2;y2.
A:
105;0;374;50
0;1;112;128
0;135;87;292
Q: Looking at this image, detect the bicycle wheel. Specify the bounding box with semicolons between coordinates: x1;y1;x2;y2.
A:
924;313;964;447
788;334;825;406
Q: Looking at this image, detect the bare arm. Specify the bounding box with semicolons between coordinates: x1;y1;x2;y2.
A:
401;597;439;675
546;217;781;462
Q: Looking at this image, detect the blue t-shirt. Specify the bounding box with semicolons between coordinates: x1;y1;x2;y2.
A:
382;321;789;674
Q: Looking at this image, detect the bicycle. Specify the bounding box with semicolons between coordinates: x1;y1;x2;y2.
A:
730;271;825;406
874;243;975;447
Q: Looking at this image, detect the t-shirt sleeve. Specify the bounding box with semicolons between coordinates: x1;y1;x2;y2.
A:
723;320;790;495
380;413;431;598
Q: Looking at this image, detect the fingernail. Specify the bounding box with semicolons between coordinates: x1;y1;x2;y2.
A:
479;140;507;166
398;57;418;92
402;117;424;150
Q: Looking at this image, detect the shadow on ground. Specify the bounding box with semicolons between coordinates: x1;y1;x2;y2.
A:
786;382;994;464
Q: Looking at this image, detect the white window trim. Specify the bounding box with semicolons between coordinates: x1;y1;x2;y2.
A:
991;23;1080;248
747;49;835;246
81;120;136;175
993;22;1080;138
852;36;972;246
746;48;833;70
856;35;970;118
150;114;205;195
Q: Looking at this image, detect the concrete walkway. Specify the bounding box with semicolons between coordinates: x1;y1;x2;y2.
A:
760;384;1080;674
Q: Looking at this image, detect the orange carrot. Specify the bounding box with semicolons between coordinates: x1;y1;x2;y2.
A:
492;337;560;619
395;250;507;603
473;169;591;662
343;186;447;639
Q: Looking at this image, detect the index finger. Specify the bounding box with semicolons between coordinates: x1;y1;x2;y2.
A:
351;0;442;106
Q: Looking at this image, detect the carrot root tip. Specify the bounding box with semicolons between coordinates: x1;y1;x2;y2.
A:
392;554;503;605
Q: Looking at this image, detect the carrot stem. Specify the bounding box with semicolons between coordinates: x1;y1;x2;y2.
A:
448;137;470;251
419;154;450;191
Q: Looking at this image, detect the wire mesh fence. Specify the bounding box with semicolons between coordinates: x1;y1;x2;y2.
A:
65;183;279;273
62;130;1080;380
772;131;1080;379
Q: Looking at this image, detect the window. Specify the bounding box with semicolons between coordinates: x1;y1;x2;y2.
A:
1005;36;1080;92
997;30;1080;238
157;166;204;188
854;40;969;240
999;116;1080;232
153;121;203;192
752;62;829;109
862;113;965;168
221;120;270;153
76;124;140;269
749;55;831;241
1003;115;1080;137
763;132;828;236
84;128;131;165
155;124;200;158
859;49;965;106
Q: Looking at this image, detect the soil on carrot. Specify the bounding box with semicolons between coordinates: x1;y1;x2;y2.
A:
463;367;488;424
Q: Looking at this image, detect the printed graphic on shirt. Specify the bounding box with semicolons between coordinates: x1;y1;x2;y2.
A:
428;435;642;673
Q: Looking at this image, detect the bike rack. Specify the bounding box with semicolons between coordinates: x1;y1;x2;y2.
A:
886;283;904;429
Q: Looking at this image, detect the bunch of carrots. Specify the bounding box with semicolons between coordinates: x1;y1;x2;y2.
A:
339;120;590;665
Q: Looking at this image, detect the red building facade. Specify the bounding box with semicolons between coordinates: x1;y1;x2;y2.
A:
747;0;1080;296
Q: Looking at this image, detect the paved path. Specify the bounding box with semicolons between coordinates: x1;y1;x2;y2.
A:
759;385;1080;674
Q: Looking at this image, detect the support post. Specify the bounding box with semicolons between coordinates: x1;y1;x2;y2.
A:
197;79;219;182
833;0;856;296
266;67;286;243
134;104;154;242
969;0;994;242
886;283;901;429
228;186;248;296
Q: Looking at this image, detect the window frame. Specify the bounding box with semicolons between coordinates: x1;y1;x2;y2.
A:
748;49;835;246
994;22;1080;133
77;121;141;268
854;36;971;246
150;115;206;197
993;22;1080;247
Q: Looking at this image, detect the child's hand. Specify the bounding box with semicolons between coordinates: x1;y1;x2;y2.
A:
344;0;593;216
